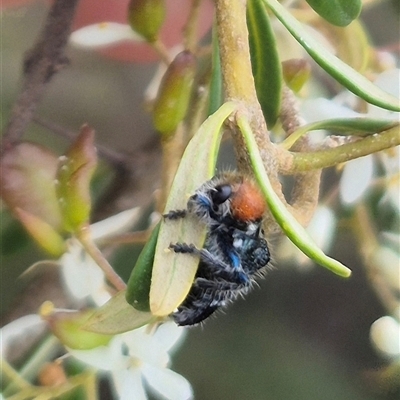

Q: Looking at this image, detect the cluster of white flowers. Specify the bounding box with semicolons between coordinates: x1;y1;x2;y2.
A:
69;321;192;400
1;209;193;400
335;69;400;361
279;68;400;361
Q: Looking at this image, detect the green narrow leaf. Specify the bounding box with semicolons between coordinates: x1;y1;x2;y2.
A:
208;23;223;116
126;223;161;311
305;0;362;27
83;291;156;334
282;118;398;149
237;113;352;278
247;0;282;128
150;101;237;316
264;0;400;112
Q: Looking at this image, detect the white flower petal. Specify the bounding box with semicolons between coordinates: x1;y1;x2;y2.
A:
340;155;374;205
370;316;400;358
70;23;143;49
306;206;336;251
142;364;193;400
368;69;400;120
153;321;187;354
91;207;142;241
123;327;170;368
60;241;106;302
300;98;362;143
301;98;361;124
112;369;147;400
69;336;128;371
1;315;45;358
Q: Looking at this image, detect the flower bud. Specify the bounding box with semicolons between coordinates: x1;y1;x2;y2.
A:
282;59;311;92
38;362;67;387
128;0;166;42
56;125;97;232
44;308;112;350
152;51;196;135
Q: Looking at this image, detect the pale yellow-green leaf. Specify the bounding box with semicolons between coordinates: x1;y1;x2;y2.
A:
83;291;156;334
150;102;237;316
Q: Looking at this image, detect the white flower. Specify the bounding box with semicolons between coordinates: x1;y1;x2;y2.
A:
90;207;141;242
0;314;46;359
69;321;193;400
339;155;374;205
370;315;400;359
60;207;141;306
300;69;400;208
69;22;143;49
60;239;111;306
367;69;400;120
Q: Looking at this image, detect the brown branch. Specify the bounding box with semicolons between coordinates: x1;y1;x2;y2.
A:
215;0;321;234
280;87;322;228
214;0;278;177
1;0;80;153
214;0;289;236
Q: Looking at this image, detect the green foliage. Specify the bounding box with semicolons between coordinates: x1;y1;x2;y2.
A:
150;102;236;316
84;291;155;334
247;0;282;128
208;27;223;115
264;0;400;111
126;223;160;311
305;0;362;27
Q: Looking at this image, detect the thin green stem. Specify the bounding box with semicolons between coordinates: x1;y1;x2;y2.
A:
5;371;95;400
18;335;61;386
1;359;32;393
151;39;172;65
183;0;202;52
77;226;126;291
280;124;400;174
237;112;351;277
